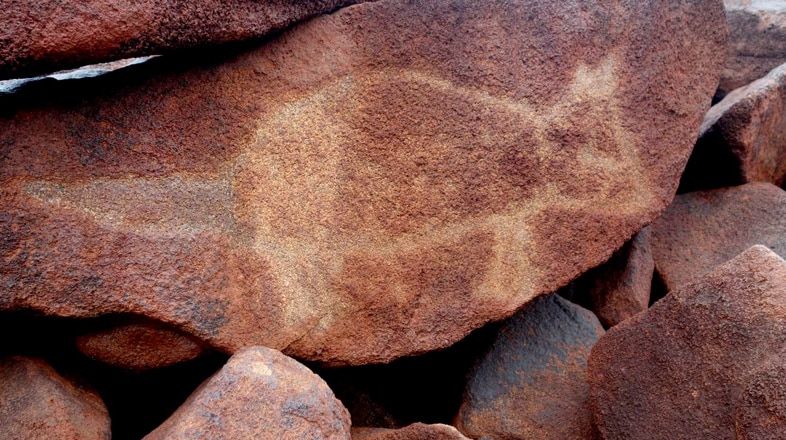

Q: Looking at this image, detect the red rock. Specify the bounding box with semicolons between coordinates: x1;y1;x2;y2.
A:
76;320;204;371
735;355;786;440
0;0;726;366
588;245;786;440
650;182;786;291
352;423;470;440
455;294;603;440
581;227;653;327
143;346;351;439
681;62;786;191
720;0;786;94
0;356;110;440
0;0;367;80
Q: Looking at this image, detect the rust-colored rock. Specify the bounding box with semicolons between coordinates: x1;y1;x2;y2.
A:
143;346;351;439
681;62;786;192
588;245;786;440
580;227;653;327
0;0;367;80
0;0;725;366
0;356;110;440
352;423;470;440
735;355;786;440
76;320;204;371
720;0;786;94
456;294;603;440
651;182;786;291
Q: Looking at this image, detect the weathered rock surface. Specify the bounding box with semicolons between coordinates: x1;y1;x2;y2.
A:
681;62;786;192
143;346;351;440
581;227;653;327
0;0;367;80
589;245;786;440
76;320;205;371
456;294;603;440
720;0;786;94
0;0;726;365
651;182;786;291
352;423;470;440
735;354;786;440
0;356;110;440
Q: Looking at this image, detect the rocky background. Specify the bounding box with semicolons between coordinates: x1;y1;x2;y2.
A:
0;0;784;439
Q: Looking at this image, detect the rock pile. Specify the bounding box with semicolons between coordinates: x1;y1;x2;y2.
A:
4;0;785;438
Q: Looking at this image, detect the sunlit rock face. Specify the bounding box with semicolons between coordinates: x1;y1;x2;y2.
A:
0;0;726;366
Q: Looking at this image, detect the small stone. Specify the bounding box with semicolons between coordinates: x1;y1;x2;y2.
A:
76;321;205;371
352;423;470;440
456;294;603;440
0;356;110;440
143;346;351;440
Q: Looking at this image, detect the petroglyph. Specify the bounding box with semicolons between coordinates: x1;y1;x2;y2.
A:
22;55;654;334
25;174;235;236
0;0;727;365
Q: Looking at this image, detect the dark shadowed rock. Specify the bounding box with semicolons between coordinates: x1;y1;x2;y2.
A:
456;294;603;440
143;346;351;440
680;62;786;192
0;0;726;366
0;356;110;440
720;0;786;94
0;0;367;80
651;182;786;291
76;320;205;371
589;245;786;440
352;423;470;440
580;227;653;327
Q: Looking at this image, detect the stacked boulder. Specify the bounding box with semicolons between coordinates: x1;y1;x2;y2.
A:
14;0;786;438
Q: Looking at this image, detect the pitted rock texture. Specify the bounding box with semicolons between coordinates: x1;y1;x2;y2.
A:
143;346;351;440
0;356;110;440
720;0;786;94
681;62;786;192
651;182;786;291
0;0;367;80
581;227;653;327
0;0;725;365
352;423;470;440
735;355;786;440
588;245;786;440
76;320;205;371
456;294;604;440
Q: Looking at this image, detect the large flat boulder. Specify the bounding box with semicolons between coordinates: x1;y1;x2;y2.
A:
143;346;351;439
680;62;786;192
0;0;366;80
720;0;786;94
651;182;786;291
588;245;786;440
0;0;726;365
